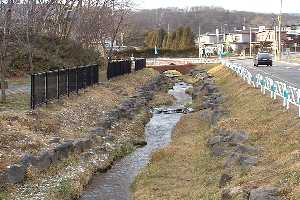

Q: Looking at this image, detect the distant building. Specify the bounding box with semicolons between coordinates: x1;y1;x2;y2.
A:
285;25;300;48
225;30;256;52
195;33;224;46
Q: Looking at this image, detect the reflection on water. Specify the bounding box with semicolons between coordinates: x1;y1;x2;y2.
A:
80;82;192;200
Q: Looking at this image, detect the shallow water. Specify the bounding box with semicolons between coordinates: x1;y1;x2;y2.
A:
80;82;192;200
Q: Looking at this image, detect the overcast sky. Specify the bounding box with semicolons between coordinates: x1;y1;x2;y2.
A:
136;0;300;13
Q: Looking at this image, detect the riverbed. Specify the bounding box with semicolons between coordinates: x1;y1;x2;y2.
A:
80;82;192;200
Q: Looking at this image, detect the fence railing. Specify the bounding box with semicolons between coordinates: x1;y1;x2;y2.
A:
31;64;99;109
221;60;300;117
107;60;132;80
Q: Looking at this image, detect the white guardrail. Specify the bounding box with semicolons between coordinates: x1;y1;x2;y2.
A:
221;60;300;117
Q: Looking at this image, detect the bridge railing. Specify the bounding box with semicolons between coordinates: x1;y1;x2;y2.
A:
221;60;300;117
146;58;220;66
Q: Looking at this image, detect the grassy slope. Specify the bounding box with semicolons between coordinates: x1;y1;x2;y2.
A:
133;65;300;199
0;68;159;170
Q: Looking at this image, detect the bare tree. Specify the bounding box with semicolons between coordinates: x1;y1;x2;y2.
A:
0;0;133;101
74;0;132;70
0;0;14;102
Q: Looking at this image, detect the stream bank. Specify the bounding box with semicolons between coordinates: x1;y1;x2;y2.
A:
133;65;296;199
80;82;192;200
5;71;176;200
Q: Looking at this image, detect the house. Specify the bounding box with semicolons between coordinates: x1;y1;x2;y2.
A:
225;30;256;53
195;33;224;46
285;25;300;48
256;28;288;52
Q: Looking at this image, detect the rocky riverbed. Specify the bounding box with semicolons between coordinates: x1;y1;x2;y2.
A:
79;82;192;200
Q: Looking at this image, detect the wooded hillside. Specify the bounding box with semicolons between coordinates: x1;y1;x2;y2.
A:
125;7;300;46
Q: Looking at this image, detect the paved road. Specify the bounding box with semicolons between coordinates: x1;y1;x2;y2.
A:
6;84;30;95
229;58;300;88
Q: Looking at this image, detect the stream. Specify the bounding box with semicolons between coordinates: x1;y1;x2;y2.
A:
79;82;192;200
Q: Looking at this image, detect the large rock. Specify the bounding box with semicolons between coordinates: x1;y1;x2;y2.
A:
234;144;257;155
98;118;112;129
0;172;8;187
229;131;249;145
221;187;244;200
211;144;228;157
107;109;121;122
20;154;34;168
239;155;258;168
31;151;52;170
52;141;74;162
73;138;92;153
211;110;226;126
6;164;26;184
208;135;224;146
206;84;218;94
249;187;280;200
89;127;106;137
224;152;240;168
219;173;233;188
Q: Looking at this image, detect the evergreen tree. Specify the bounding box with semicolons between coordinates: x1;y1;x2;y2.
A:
157;28;166;48
144;26;195;49
162;34;168;49
181;27;194;49
166;32;175;49
173;26;184;49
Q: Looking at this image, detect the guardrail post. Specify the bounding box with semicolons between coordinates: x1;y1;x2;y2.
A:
298;89;300;117
271;84;276;99
283;89;287;107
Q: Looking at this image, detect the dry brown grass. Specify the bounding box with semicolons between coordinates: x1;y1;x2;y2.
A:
133;112;222;200
148;91;175;108
0;68;159;170
133;64;300;199
210;65;300;199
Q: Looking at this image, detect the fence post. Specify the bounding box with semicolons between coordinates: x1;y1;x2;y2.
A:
67;68;70;97
45;72;48;104
76;66;79;94
31;74;35;109
96;65;99;84
57;69;60;100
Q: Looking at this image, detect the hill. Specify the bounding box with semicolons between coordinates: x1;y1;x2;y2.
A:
125;6;300;46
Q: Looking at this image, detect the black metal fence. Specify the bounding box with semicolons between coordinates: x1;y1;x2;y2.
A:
107;58;147;80
107;60;132;80
31;64;99;109
135;58;146;71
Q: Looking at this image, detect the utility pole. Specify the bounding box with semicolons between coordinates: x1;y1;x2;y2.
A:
167;23;170;35
278;0;283;60
198;25;201;58
250;27;252;57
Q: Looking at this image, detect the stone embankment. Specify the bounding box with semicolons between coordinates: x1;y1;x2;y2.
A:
191;69;280;200
0;74;173;194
